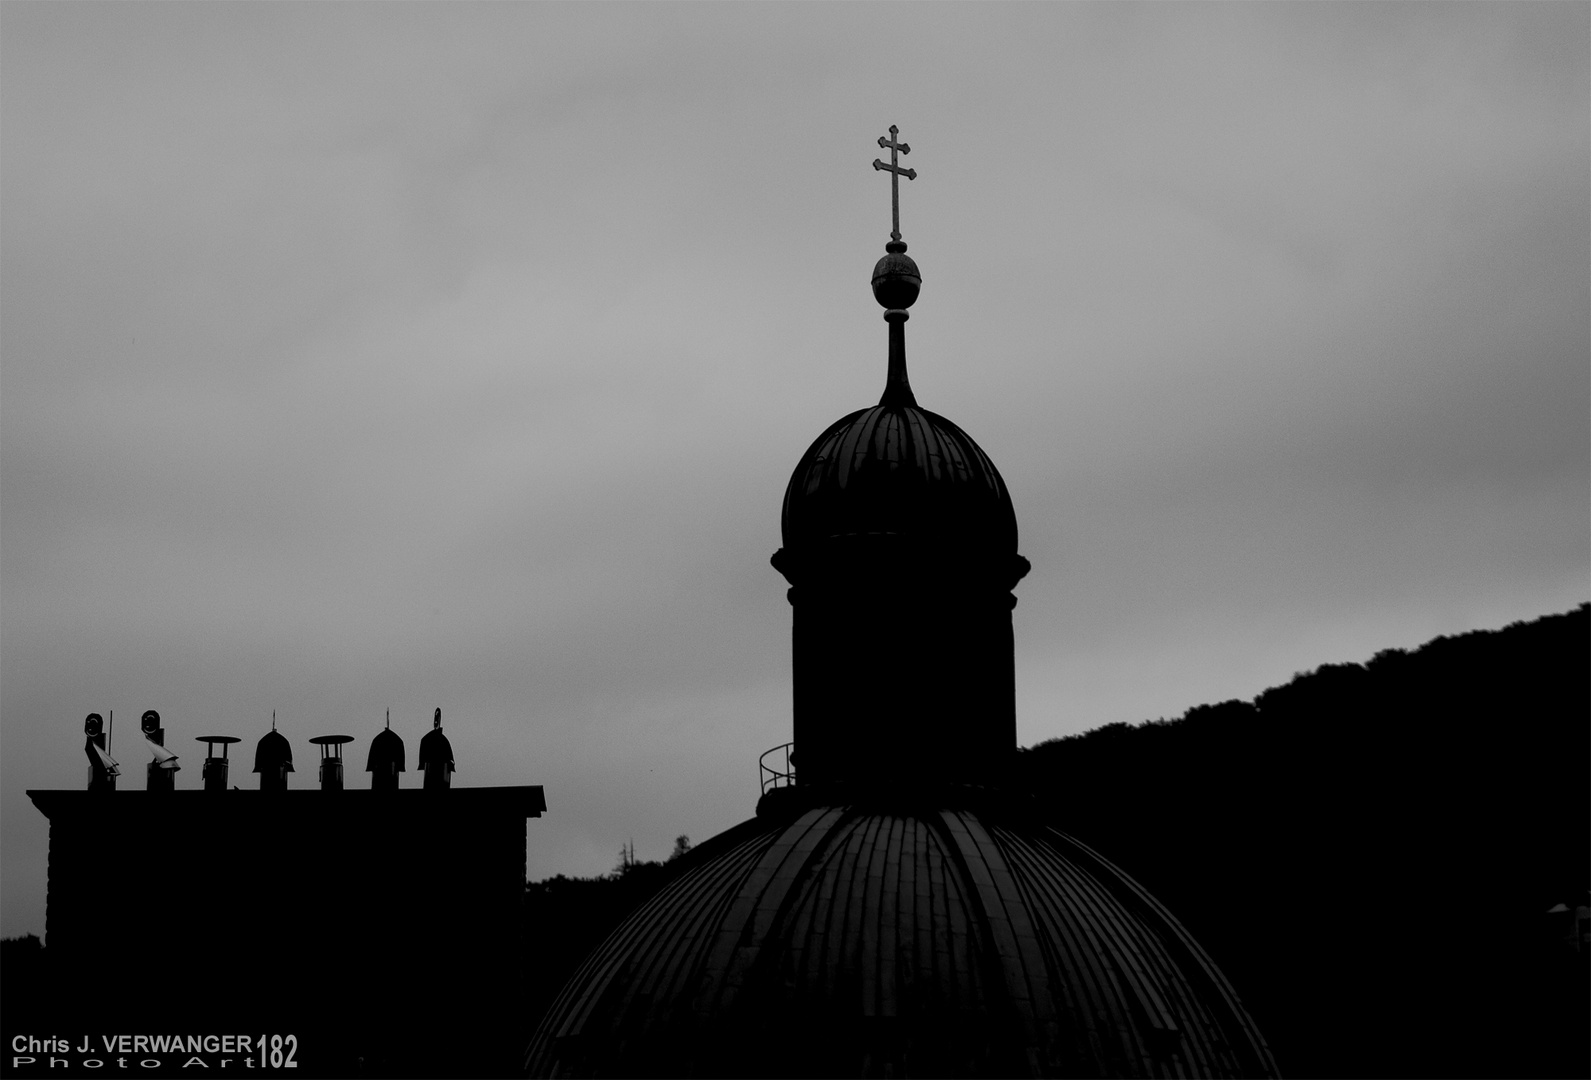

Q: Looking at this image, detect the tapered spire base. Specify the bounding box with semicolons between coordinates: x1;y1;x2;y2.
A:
880;311;916;408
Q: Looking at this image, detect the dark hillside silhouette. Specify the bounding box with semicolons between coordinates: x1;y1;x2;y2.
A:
521;838;691;1039
1017;604;1589;1079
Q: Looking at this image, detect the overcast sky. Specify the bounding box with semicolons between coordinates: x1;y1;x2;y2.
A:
3;3;1586;941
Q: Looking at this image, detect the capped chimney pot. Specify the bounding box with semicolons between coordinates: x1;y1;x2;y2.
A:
195;736;240;792
310;735;354;791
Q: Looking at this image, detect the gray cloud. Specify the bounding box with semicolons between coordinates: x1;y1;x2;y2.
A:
3;3;1586;939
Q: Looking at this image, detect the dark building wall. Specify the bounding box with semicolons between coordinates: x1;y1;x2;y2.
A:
27;786;544;1077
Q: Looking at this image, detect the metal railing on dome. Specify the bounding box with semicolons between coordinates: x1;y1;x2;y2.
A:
759;742;795;794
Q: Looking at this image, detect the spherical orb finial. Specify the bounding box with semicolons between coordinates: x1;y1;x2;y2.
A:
872;240;921;310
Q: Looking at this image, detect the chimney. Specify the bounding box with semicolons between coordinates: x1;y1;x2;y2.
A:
366;711;405;791
417;708;454;791
253;714;294;791
141;710;179;792
83;713;119;792
309;735;354;791
196;736;240;791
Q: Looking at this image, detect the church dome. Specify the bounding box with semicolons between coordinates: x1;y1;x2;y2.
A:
528;128;1274;1079
525;794;1277;1078
780;403;1017;557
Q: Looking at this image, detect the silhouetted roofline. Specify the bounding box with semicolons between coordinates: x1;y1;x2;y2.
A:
28;785;545;818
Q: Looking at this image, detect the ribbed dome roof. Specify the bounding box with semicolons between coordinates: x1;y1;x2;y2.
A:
525;797;1277;1078
781;404;1017;555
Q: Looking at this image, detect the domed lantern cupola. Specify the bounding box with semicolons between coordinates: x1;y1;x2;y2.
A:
771;125;1030;793
526;128;1278;1080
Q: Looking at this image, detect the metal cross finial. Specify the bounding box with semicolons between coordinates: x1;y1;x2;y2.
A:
873;125;917;242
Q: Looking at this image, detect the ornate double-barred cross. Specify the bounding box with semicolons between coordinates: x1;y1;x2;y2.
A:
873;125;916;243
